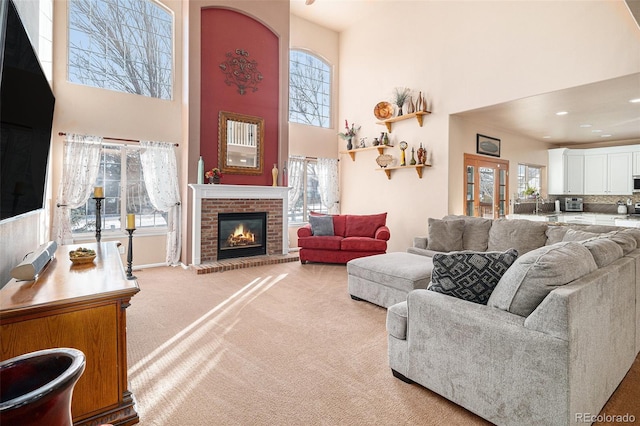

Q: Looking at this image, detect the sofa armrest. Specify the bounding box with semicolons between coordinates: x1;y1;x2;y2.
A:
297;224;313;238
375;225;391;241
413;236;428;249
403;289;569;424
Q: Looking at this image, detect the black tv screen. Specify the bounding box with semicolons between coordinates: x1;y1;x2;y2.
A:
0;0;55;221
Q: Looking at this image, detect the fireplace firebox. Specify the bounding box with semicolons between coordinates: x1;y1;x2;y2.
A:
217;212;267;260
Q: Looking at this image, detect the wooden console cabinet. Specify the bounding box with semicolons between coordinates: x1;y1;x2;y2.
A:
0;242;139;425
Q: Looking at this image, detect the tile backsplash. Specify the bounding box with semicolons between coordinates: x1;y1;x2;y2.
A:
513;194;637;214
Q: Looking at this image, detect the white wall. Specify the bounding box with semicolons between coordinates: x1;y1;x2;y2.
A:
333;0;640;252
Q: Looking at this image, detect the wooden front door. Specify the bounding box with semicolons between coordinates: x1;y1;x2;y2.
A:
464;153;509;219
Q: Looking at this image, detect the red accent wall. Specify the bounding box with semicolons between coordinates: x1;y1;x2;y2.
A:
201;8;279;186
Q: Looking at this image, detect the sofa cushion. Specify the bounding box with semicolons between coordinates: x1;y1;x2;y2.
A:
488;218;548;254
426;218;464;252
297;235;343;250
581;238;624;268
428;249;518;305
605;230;638;254
488;241;597;317
444;215;492;251
309;215;334;236
562;228;637;255
341;237;387;252
561;228;600;242
545;225;569;245
345;213;387;238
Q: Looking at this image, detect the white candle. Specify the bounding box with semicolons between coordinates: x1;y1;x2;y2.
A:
94;186;104;198
127;213;135;229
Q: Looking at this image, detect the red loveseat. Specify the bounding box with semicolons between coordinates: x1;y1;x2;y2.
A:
297;213;390;264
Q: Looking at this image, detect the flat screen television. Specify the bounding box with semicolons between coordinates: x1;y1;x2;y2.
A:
0;0;55;221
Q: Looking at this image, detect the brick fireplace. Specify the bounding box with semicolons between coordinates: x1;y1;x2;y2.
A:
189;184;290;265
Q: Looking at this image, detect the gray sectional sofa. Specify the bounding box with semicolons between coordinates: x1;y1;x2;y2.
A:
386;216;640;426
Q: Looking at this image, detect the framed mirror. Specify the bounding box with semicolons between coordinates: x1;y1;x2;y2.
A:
219;111;264;175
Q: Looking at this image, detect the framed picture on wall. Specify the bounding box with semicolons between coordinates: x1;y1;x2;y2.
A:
476;134;501;157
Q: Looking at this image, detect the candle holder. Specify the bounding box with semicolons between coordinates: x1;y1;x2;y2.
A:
93;197;105;243
125;228;136;280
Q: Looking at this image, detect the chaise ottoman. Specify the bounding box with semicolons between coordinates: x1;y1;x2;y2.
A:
346;252;433;308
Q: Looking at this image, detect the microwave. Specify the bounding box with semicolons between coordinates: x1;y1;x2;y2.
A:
634;176;640;192
565;197;584;212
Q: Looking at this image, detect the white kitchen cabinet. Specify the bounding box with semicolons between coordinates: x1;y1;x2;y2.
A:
633;151;640;176
615;218;640;228
547;148;583;195
608;152;632;194
565;153;584;194
583;151;632;195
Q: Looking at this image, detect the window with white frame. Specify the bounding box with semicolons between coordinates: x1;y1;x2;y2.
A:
68;0;173;100
289;50;331;128
70;144;167;235
288;158;329;223
518;164;542;196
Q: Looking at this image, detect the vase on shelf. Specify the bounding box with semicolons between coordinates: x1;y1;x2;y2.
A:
208;176;220;184
417;143;425;165
410;148;417;165
346;138;353;150
272;164;278;186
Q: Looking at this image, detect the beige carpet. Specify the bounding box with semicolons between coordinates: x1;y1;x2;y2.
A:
127;262;640;426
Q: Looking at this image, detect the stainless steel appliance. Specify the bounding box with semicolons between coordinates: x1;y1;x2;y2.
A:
634;202;640;214
634;176;640;193
565;197;584;212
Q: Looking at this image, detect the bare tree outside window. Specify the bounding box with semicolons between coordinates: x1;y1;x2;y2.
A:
289;50;331;128
68;0;173;100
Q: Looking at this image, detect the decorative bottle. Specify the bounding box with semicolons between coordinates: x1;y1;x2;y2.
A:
272;163;278;186
197;156;204;184
410;148;417;165
417;143;425;165
383;133;390;146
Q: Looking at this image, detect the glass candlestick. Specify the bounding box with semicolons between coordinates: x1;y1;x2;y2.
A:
93;197;104;243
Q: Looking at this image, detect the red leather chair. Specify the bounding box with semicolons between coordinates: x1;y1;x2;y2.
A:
0;348;85;426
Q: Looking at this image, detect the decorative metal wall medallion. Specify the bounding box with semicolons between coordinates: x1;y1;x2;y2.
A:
219;49;263;95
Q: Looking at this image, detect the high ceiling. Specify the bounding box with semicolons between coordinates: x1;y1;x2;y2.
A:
290;0;640;146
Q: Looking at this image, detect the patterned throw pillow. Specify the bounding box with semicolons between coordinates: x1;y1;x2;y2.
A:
429;249;518;305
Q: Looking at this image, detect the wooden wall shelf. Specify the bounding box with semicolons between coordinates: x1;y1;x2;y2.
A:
376;111;431;133
376;163;431;179
339;145;394;161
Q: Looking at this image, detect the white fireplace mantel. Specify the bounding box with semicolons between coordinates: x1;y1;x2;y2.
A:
189;184;290;265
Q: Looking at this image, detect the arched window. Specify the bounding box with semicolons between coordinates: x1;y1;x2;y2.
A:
289;49;331;128
68;0;173;100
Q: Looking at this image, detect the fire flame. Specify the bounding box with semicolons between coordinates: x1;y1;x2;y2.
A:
227;224;255;246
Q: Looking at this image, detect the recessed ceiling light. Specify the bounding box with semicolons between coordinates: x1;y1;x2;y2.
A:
591;129;603;133
579;124;592;128
601;134;612;137
556;111;568;116
542;136;551;139
630;98;640;103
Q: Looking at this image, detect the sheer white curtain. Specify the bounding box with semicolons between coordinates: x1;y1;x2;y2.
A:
53;134;103;245
287;156;305;211
139;141;181;265
317;158;340;214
